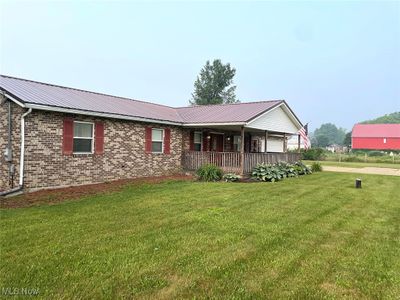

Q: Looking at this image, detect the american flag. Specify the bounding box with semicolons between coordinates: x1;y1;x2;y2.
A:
298;124;310;149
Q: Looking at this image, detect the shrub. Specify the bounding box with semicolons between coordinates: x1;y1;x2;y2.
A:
196;164;223;182
223;173;241;182
311;162;323;172
276;162;298;178
368;151;385;157
301;148;325;161
252;164;285;182
294;161;312;175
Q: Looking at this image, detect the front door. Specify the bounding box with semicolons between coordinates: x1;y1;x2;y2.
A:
210;134;224;152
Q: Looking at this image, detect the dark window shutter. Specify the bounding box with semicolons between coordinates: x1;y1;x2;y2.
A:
203;132;209;152
230;135;234;151
145;127;152;153
63;118;73;155
164;128;171;154
189;131;194;151
95;122;104;154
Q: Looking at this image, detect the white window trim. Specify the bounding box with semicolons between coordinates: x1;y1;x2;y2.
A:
73;121;94;154
194;131;203;151
152;128;164;153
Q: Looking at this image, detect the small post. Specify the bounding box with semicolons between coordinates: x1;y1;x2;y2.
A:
297;134;301;153
355;178;362;189
265;131;268;153
283;133;287;152
240;126;245;175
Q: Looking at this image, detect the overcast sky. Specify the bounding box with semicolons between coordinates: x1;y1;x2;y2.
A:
1;0;399;131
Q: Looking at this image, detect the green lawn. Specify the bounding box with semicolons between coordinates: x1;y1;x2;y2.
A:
1;173;399;299
303;160;400;169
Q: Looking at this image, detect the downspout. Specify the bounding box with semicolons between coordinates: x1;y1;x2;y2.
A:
0;107;32;196
19;108;32;186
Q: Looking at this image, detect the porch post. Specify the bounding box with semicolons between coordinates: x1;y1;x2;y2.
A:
283;133;287;152
240;126;245;175
297;134;301;153
264;131;268;153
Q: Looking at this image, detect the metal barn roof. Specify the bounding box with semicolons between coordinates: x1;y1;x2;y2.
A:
352;124;400;138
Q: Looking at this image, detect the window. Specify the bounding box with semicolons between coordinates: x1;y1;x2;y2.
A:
73;121;94;153
383;138;387;144
233;135;241;152
194;131;202;151
152;128;164;153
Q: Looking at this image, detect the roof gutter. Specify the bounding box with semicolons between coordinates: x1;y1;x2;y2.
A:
0;91;26;108
183;122;246;127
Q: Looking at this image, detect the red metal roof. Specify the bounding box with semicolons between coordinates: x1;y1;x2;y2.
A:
176;100;282;123
0;74;288;124
0;75;181;123
352;124;400;138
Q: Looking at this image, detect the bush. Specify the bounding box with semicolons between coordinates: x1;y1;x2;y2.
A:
251;161;311;182
368;151;385;157
276;162;298;178
311;162;323;172
301;148;325;161
196;164;223;182
294;161;313;175
252;164;286;182
223;173;241;182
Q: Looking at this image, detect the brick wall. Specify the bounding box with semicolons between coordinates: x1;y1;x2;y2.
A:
0;101;23;191
1;102;185;191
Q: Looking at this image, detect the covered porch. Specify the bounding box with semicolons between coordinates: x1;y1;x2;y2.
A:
182;125;302;174
181;101;304;174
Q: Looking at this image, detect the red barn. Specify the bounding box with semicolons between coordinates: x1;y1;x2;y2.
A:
352;124;400;150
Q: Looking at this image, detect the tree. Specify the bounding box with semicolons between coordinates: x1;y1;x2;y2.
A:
190;59;238;105
343;132;352;147
313;123;346;146
361;112;400;124
315;135;330;148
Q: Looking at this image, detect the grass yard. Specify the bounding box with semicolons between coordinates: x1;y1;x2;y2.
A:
303;160;400;169
1;173;399;299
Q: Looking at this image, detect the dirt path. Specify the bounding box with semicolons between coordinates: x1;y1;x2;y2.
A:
323;166;400;176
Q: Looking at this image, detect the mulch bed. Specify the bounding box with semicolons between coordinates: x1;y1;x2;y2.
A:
0;175;193;209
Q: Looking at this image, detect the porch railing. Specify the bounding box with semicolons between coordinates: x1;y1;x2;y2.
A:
183;151;241;173
182;151;302;174
243;152;301;173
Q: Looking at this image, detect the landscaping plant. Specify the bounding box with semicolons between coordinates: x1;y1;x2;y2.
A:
223;173;241;182
293;161;312;175
276;162;298;178
196;164;223;181
311;162;323;172
251;163;286;182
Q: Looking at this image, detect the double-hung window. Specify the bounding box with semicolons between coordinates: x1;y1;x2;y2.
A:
73;121;94;153
194;131;202;151
152;128;164;153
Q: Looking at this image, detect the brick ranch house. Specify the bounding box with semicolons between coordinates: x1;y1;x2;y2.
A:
0;75;304;194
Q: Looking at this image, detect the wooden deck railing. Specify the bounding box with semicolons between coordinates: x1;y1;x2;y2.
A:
243;152;301;173
182;151;241;173
182;151;302;174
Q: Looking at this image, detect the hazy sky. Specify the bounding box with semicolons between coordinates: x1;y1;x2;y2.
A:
1;0;399;130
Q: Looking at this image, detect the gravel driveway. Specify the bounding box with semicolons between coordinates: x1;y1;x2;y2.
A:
323;166;400;176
